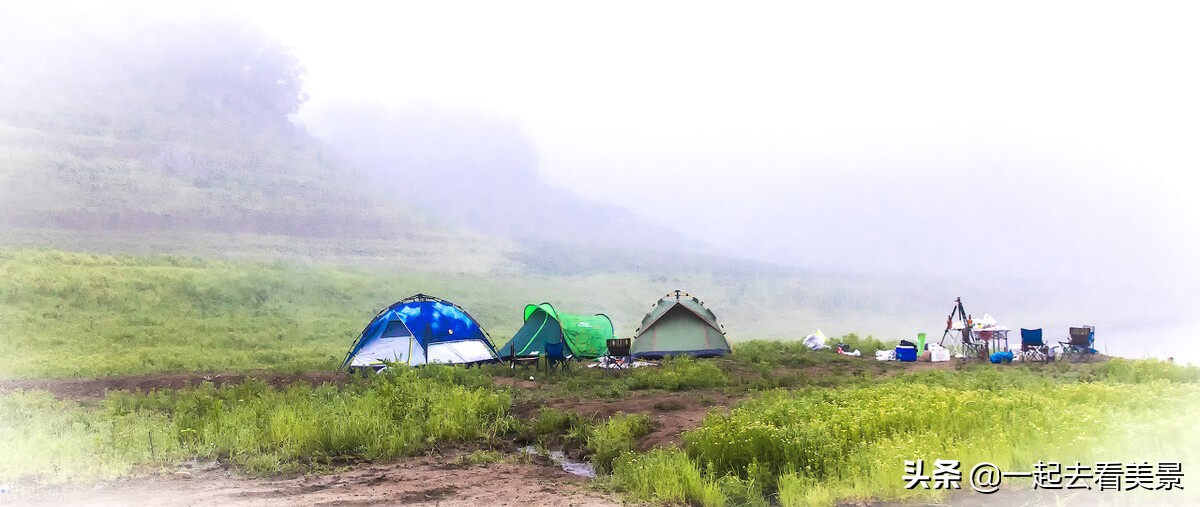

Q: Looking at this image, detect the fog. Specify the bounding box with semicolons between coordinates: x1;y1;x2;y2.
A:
2;1;1198;360
257;0;1200;280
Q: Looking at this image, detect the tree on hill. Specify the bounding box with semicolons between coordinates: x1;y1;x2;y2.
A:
0;3;419;238
0;3;307;129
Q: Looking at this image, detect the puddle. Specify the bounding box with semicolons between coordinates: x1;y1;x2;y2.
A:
522;446;596;478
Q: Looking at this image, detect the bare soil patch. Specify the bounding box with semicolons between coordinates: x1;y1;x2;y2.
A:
515;388;740;450
0;371;348;401
6;452;619;507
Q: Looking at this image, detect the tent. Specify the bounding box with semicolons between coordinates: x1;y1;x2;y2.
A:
340;294;500;370
497;302;614;359
631;291;731;358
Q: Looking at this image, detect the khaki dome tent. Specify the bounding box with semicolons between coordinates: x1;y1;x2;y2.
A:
631;290;731;358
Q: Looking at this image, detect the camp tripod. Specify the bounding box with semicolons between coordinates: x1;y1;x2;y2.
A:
938;297;971;347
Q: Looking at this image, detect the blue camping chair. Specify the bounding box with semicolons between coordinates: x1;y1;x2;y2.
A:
544;341;573;373
1058;326;1096;362
1018;328;1049;363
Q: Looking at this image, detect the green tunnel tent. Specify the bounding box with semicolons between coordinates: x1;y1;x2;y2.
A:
631;291;731;358
497;303;614;359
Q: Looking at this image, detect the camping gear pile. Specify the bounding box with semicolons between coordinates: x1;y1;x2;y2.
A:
338;292;1100;372
836;343;861;356
587;357;657;369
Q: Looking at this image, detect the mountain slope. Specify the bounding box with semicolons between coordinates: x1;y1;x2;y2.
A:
308;102;705;252
0;4;426;238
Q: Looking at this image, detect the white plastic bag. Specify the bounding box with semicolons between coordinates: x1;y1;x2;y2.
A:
979;313;997;327
803;329;830;351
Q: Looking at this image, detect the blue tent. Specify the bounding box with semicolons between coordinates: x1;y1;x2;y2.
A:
340;294;500;370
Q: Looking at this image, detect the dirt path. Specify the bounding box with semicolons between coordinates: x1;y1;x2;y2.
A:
0;354;1052;402
0;371;347;400
513;389;740;450
5;453;619;507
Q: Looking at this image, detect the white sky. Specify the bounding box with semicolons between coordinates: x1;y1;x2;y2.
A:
233;0;1200;277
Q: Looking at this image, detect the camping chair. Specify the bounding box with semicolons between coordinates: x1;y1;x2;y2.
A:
605;338;632;372
961;331;989;362
1018;328;1049;363
544;341;573;373
1058;326;1095;363
508;347;538;371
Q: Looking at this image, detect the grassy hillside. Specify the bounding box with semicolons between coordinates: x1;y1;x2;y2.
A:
0;120;422;236
0;4;434;238
0;248;938;379
2;247;1112;380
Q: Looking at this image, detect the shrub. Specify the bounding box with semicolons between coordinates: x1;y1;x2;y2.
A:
627;356;729;391
836;333;894;355
730;340;817;368
610;448;726;507
587;413;654;473
1095;357;1200;384
527;407;592;448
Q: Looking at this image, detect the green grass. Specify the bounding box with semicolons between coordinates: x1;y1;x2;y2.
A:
517;407;652;473
731;335;894;369
0;248;936;380
5;245;1074;382
610;448;728;507
0;390;180;483
523;407;595;449
4;355;1198;507
607;363;1200;506
626;356;731;391
0;249;386;378
1;366;514;482
504;346;877;402
587;413;654;473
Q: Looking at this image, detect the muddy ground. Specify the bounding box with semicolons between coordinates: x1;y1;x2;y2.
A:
4;452;619;507
0;371;348;401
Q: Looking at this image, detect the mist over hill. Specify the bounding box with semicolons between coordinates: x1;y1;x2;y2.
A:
0;2;700;259
305;102;702;252
0;4;427;238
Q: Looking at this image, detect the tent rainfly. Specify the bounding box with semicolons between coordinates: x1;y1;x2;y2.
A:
340;294;500;370
497;302;615;359
631;290;731;358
